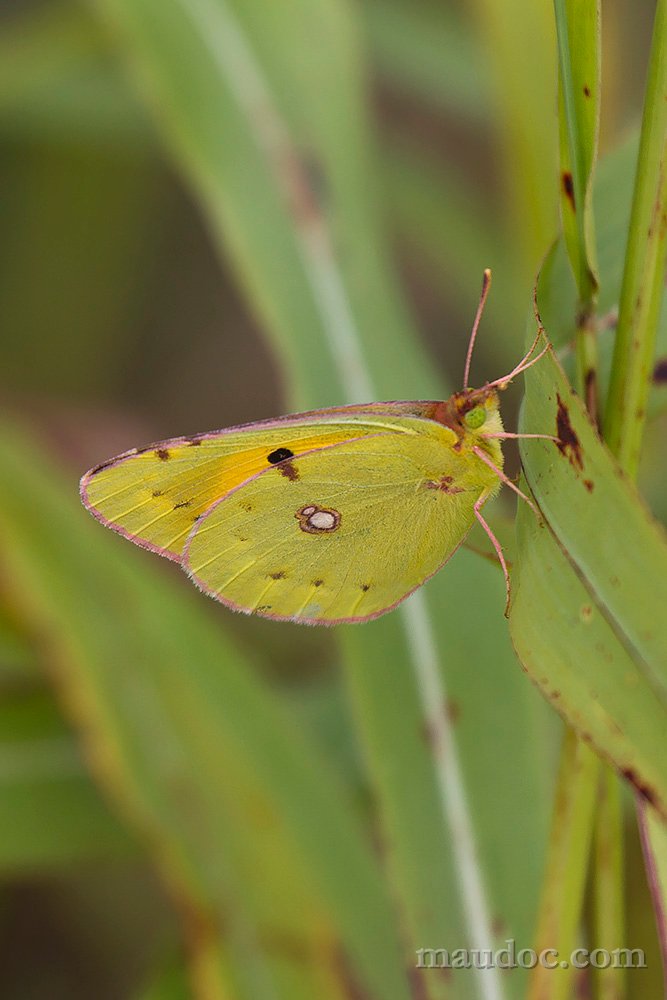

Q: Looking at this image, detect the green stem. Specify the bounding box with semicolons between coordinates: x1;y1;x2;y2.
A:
592;770;625;1000
601;0;667;976
528;728;599;1000
576;316;600;424
531;10;612;1000
603;0;667;477
553;0;598;303
554;0;600;419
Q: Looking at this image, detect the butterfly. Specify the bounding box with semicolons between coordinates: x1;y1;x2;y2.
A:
80;271;552;624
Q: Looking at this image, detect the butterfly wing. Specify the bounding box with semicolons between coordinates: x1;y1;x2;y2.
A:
184;433;499;623
80;415;425;561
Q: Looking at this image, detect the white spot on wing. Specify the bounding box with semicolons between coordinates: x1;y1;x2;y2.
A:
309;510;336;530
295;504;341;534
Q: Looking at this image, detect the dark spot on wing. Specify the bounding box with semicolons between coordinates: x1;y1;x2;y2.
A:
152;489;164;497
173;500;192;509
270;571;286;580
155;448;171;461
296;505;340;533
653;357;667;383
256;605;272;613
266;447;300;480
555;394;584;471
361;583;371;592
426;475;465;494
193;514;202;522
240;502;254;512
267;447;294;464
278;460;300;481
313;579;324;587
562;171;575;210
187;437;203;446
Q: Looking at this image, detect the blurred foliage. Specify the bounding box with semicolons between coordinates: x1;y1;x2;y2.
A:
0;1;665;999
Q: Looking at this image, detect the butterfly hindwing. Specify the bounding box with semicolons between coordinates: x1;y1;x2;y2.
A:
184;433;498;623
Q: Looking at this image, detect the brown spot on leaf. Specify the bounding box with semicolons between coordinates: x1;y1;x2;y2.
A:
281;150;325;230
653;357;667;383
409;964;443;997
491;915;507;938
446;699;461;724
583;84;591;97
155;448;171;461
555;394;584;471
583;479;594;492
584;368;599;426
562;171;575;210
260;928;310;963
621;767;658;808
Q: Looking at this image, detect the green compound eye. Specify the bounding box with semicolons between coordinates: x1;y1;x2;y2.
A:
464;406;486;429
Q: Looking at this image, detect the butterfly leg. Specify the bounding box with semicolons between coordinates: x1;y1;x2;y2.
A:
474;495;511;615
472;445;540;520
481;431;560;443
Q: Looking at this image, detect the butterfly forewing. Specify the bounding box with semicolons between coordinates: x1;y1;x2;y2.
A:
80;417;425;561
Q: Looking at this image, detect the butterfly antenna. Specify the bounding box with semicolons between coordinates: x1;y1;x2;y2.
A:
483;331;549;391
463;268;492;390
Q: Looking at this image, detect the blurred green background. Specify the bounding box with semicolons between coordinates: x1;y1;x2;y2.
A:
0;1;663;998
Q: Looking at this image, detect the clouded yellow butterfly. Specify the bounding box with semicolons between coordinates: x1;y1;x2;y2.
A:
80;271;551;624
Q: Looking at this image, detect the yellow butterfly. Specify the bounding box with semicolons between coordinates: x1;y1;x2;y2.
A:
80;272;551;624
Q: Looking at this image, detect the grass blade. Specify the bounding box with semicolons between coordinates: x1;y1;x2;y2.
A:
603;0;667;475
0;424;414;1000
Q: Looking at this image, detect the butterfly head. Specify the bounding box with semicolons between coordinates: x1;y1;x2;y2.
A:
434;386;503;442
